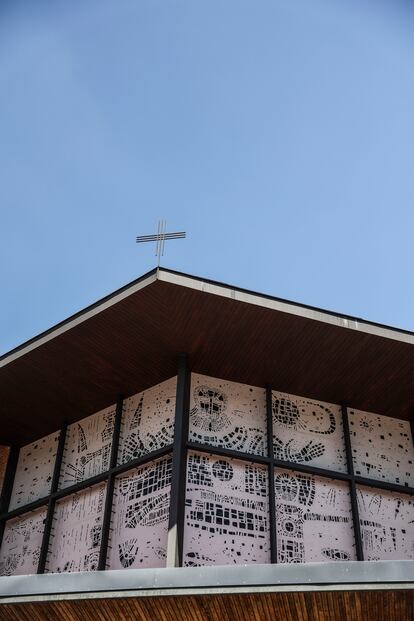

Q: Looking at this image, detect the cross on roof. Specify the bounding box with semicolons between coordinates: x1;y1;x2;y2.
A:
136;220;186;266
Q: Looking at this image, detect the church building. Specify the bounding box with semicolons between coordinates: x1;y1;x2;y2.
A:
0;267;413;619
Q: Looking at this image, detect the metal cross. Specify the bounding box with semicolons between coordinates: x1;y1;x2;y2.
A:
136;220;186;267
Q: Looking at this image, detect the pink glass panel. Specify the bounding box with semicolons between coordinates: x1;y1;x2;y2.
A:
9;431;59;510
275;468;356;563
349;409;414;486
107;456;172;569
272;391;346;472
183;451;270;566
0;507;46;576
189;373;267;456
59;405;115;489
118;377;176;465
46;483;106;573
357;485;414;560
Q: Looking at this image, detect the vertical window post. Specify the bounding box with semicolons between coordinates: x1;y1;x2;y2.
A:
167;353;191;567
37;422;67;574
98;395;124;570
410;419;414;460
341;404;364;561
266;384;277;564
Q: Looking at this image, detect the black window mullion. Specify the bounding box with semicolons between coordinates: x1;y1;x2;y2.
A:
37;422;67;574
167;353;191;567
98;395;124;571
0;445;19;551
186;441;269;465
341;404;364;561
266;384;277;564
112;445;172;477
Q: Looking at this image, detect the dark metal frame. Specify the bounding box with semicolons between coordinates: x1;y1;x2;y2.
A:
168;353;191;567
37;422;67;574
341;404;364;561
1;361;414;572
98;396;124;571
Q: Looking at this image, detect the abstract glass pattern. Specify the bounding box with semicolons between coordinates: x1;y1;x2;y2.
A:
118;377;176;465
275;468;356;563
59;405;115;489
0;508;46;576
107;456;172;570
183;451;270;566
272;391;346;472
349;409;414;486
189;373;267;456
357;485;414;560
9;431;59;510
46;483;106;573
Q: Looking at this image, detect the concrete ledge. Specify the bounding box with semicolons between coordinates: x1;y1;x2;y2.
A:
1;561;414;603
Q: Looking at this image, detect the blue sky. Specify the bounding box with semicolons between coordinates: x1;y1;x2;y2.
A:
1;0;414;354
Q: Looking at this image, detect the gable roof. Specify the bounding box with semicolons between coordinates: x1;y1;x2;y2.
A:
1;268;413;445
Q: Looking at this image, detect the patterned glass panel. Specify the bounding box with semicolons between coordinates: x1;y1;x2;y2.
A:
183;451;270;566
46;483;106;573
59;405;115;489
275;468;356;563
272;391;346;472
118;377;176;465
357;485;414;560
349;409;414;486
107;456;172;569
189;373;267;456
9;431;59;510
0;507;46;576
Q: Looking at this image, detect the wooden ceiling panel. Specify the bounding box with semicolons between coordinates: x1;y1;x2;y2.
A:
0;590;413;621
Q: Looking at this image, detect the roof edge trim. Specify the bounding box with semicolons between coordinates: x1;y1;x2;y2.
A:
0;269;158;368
1;266;413;370
159;270;414;346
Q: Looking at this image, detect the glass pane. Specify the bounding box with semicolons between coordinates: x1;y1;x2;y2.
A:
275;468;356;563
0;507;46;576
59;405;115;489
357;485;414;560
9;431;59;510
349;409;414;486
46;483;106;573
272;391;347;472
118;377;176;465
107;456;172;569
183;450;270;566
189;373;267;456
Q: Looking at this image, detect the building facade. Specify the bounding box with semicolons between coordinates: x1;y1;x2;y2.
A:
0;268;413;619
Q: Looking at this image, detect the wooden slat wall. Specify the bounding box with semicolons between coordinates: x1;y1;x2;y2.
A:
0;590;413;621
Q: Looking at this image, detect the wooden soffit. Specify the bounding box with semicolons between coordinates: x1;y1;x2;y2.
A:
1;268;413;445
0;589;413;621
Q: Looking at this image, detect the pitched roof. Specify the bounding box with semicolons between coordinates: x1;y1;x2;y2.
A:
1;268;413;445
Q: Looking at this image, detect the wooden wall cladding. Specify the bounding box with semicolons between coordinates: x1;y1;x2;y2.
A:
0;590;413;621
0;448;9;496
